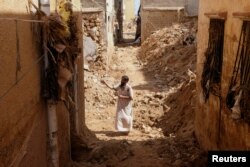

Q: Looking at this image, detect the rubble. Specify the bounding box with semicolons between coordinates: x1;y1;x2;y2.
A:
83;14;105;64
75;17;207;167
139;19;197;88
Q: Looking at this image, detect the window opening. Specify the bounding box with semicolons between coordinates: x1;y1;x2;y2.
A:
201;19;225;101
226;21;250;122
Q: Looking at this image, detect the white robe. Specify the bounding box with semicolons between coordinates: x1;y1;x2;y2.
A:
114;84;133;132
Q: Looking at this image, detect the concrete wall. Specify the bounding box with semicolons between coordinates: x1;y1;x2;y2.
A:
187;0;199;16
0;0;84;166
141;8;184;41
81;0;98;8
196;0;250;150
141;0;198;42
141;0;198;16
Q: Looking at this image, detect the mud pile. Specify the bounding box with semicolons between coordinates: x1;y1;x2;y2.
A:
140;19;197;87
156;79;207;167
72;18;207;167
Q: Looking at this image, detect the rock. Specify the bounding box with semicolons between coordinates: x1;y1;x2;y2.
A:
149;134;156;138
149;101;160;107
142;125;152;134
111;65;117;70
163;105;170;112
169;133;176;138
173;159;183;166
133;102;138;107
175;153;181;159
145;93;152;98
84;64;90;71
154;92;163;99
95;96;101;102
93;78;98;83
99;104;105;109
142;97;150;104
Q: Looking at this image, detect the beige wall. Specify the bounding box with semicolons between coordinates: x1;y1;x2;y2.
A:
0;0;84;166
0;1;48;166
141;8;184;42
141;0;198;16
196;0;250;150
124;0;135;21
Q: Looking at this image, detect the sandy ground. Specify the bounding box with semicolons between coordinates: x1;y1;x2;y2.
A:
72;34;207;166
71;19;207;167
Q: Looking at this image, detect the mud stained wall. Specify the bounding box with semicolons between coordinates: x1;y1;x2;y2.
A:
141;9;184;42
57;103;71;166
0;0;84;166
196;0;250;150
50;0;84;165
0;1;47;166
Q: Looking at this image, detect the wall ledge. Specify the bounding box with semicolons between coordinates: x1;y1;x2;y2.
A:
204;12;227;20
82;8;103;13
143;6;184;12
233;12;250;20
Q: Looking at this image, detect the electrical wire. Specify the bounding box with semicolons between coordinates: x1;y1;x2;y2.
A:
0;55;44;101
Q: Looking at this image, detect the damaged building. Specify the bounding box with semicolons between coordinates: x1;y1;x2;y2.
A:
81;0;115;68
196;0;250;150
0;0;84;166
140;0;199;42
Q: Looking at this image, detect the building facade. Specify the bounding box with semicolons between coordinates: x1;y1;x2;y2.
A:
82;0;114;59
196;0;250;150
0;0;84;166
141;0;199;42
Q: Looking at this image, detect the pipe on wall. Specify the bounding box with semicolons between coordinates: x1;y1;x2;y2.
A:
40;0;59;166
47;100;59;167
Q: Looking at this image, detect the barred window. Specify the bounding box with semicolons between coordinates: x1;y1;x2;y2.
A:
201;19;225;101
226;21;250;122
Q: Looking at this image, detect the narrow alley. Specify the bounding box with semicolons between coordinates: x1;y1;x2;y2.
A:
75;19;206;167
0;1;249;167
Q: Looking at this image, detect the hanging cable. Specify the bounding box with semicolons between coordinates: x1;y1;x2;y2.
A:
226;21;250;122
0;55;44;101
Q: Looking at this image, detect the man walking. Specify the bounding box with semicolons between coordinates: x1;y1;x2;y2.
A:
113;76;134;134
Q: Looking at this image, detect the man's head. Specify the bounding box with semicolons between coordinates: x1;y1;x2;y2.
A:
120;75;129;87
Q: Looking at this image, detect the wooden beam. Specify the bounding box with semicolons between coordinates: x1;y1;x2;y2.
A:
233;12;250;20
204;12;227;20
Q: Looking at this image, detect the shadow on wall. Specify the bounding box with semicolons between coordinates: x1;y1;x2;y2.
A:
0;9;85;167
0;11;48;167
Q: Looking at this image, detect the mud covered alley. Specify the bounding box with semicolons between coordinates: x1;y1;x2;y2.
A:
0;0;249;167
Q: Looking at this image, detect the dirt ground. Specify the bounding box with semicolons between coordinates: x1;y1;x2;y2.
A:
72;20;207;167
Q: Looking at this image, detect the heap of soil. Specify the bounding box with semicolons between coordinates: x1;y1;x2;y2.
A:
71;18;207;167
139;19;197;87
